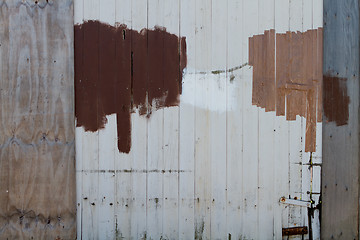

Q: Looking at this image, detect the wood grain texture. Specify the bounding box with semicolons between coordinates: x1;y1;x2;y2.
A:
0;0;75;239
322;0;359;239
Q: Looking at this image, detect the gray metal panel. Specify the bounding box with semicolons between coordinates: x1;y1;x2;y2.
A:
0;0;75;238
322;0;360;239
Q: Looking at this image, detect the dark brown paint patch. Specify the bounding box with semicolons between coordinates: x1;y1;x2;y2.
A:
323;75;349;126
249;28;323;152
75;20;187;153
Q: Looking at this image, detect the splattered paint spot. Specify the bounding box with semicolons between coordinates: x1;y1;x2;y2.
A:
74;20;187;153
249;28;323;152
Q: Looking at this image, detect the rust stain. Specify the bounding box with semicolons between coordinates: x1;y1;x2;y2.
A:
74;20;187;153
249;28;323;152
323;75;349;126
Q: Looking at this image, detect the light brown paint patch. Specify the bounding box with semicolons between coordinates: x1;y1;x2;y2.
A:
249;28;323;152
74;21;187;154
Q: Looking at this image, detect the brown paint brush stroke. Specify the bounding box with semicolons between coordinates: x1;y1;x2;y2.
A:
323;75;349;126
75;21;187;153
249;28;323;152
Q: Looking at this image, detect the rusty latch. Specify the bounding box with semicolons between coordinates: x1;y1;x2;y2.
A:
282;227;308;236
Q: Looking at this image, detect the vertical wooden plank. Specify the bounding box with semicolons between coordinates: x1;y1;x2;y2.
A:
0;2;11;236
129;0;148;238
147;0;164;238
322;0;359;239
210;0;227;239
242;0;259;238
162;0;180;239
114;0;133;238
301;1;313;239
81;0;100;239
194;0;212;238
76;128;83;239
178;0;196;238
257;0;276;238
288;1;303;237
98;0;116;238
226;0;244;239
0;1;75;239
74;0;84;239
98;116;116;239
311;1;323;239
274;0;290;238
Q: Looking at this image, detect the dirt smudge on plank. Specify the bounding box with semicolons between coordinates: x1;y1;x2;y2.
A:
74;20;187;153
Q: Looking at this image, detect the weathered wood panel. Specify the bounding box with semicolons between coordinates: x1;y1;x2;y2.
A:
0;0;75;239
75;0;323;239
322;0;359;239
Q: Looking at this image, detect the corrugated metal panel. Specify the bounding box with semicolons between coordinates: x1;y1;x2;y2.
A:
0;0;76;239
75;0;323;239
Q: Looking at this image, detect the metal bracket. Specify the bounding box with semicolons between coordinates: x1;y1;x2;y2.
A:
280;196;311;208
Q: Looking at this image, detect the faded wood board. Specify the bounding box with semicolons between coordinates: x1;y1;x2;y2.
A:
0;0;75;239
178;1;196;239
258;0;276;238
322;0;359;239
226;0;243;238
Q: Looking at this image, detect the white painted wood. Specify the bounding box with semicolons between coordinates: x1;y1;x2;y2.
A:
226;0;244;239
311;2;322;239
257;0;276;238
81;131;100;240
146;1;165;238
178;1;196;239
81;1;100;239
75;127;83;239
114;0;132;238
74;0;323;238
194;0;212;238
128;0;148;238
98;115;116;239
313;0;323;29
74;1;84;239
74;0;83;25
162;0;180;238
210;0;227;239
242;0;259;239
288;2;305;239
129;109;148;240
146;110;164;239
98;2;116;239
312;207;321;240
274;0;290;239
301;2;313;239
288;120;303;233
312;0;323;165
